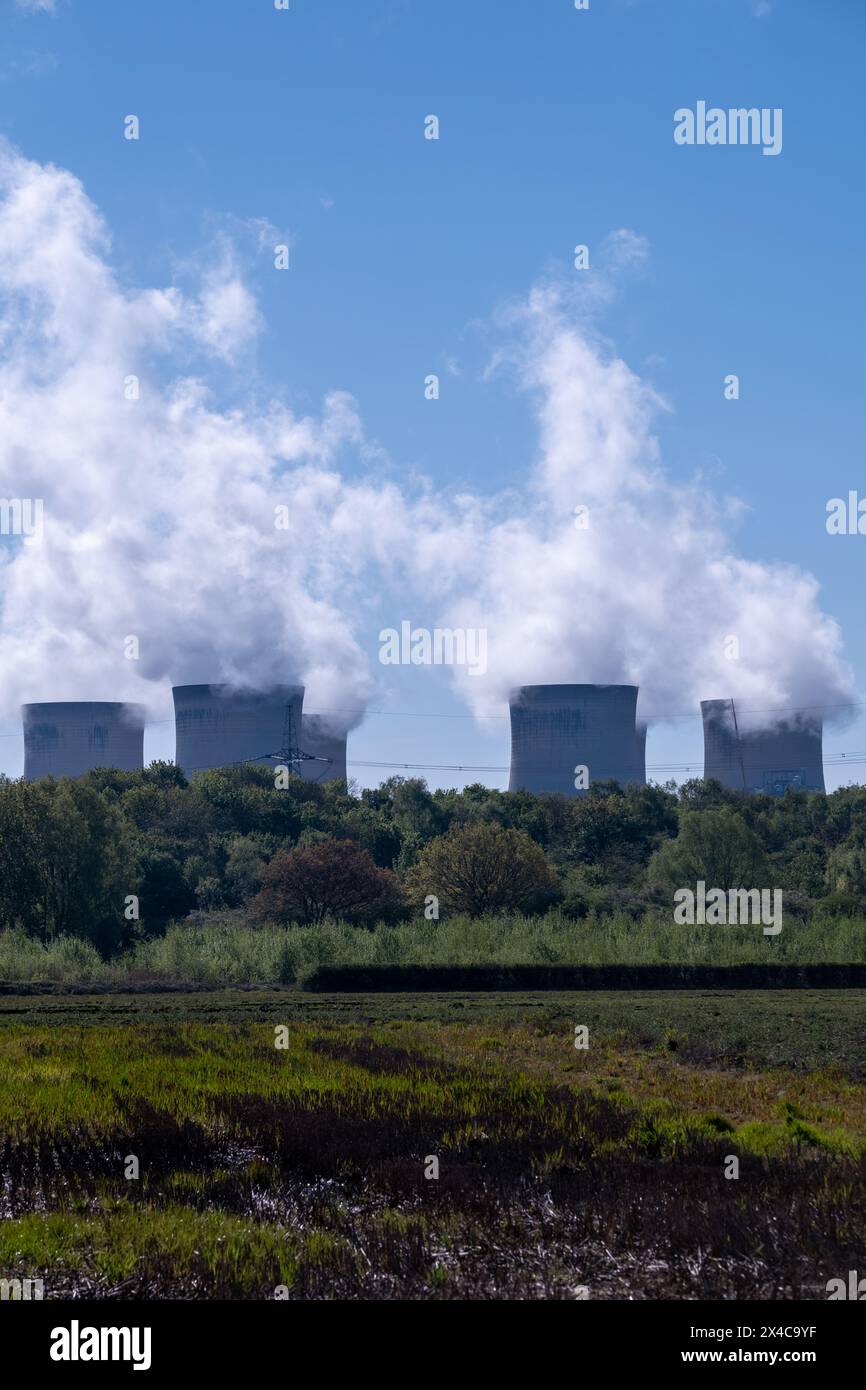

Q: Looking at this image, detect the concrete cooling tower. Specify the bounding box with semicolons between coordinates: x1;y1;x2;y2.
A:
635;724;647;785
508;684;645;796
299;715;348;784
172;684;304;776
22;702;145;781
701;700;825;795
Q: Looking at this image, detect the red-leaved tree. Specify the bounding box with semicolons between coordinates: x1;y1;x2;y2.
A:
250;838;400;926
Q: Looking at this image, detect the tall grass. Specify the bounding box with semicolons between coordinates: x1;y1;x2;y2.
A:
0;930;105;983
0;910;864;987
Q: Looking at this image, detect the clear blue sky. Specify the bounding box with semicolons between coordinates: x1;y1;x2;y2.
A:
1;0;865;788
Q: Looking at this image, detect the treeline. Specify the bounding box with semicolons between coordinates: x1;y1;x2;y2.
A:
2;764;866;955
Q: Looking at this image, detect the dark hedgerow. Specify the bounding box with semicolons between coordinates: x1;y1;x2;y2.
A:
305;962;866;992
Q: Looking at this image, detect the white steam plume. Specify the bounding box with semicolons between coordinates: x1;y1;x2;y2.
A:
394;280;854;734
0;142;380;731
0;143;854;753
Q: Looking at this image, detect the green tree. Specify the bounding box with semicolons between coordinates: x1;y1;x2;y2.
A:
826;842;866;896
0;779;47;937
677;778;741;812
223;832;278;904
0;778;131;951
648;807;768;895
341;802;403;868
404;822;559;917
133;842;197;929
434;783;559;847
388;777;445;840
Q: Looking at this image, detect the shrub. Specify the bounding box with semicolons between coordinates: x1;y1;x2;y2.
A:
404;822;559;916
648;807;768;896
250;838;401;926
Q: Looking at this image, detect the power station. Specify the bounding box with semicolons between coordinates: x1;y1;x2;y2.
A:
172;684;304;777
508;684;645;796
22;702;145;781
701;699;826;795
12;682;832;797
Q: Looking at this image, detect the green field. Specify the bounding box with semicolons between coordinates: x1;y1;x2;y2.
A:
1;990;864;1300
1;988;864;1072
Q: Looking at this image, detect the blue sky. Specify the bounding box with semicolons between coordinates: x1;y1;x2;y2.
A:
1;0;865;788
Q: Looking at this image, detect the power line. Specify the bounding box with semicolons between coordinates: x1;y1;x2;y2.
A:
4;747;866;780
163;699;866;724
4;700;866;780
312;700;866;723
0;697;864;738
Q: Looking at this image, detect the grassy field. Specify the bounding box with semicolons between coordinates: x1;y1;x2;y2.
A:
1;988;864;1072
0;990;864;1300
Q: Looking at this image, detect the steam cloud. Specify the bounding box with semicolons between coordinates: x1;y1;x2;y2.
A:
0;141;378;732
0;143;854;755
416;279;854;735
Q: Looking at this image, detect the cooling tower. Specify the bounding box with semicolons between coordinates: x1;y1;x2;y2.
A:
508;684;645;796
701;700;825;795
299;715;348;785
22;702;145;781
172;684;304;776
635;724;647;784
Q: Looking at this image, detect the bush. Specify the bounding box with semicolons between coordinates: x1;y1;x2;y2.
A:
250;838;401;926
0;929;105;983
404;822;559;916
304;962;866;993
648;807;769;896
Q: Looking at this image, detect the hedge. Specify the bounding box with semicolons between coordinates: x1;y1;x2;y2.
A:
303;962;866;992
